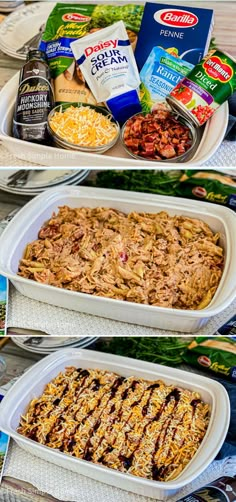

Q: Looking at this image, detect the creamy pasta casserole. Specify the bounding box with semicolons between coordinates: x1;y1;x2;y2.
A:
18;367;210;482
18;206;224;310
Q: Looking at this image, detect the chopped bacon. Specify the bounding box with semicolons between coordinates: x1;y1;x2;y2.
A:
159;144;176;159
123;110;192;161
120;251;128;262
38;225;60;239
125;138;140;149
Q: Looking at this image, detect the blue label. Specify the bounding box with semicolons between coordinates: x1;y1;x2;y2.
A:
228;194;236;209
135;2;214;70
218;315;236;337
230;366;236;381
39;37;77;60
140;46;193;101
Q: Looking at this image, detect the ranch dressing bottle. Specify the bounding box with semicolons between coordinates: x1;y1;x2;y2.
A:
13;49;54;144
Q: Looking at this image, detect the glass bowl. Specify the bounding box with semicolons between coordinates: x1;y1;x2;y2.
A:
121;111;198;163
47;102;120;154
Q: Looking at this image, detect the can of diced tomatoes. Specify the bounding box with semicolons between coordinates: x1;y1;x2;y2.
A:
176;475;236;501
166;49;236;126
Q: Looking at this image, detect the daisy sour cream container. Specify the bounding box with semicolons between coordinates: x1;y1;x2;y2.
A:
166;49;236;126
71;21;142;125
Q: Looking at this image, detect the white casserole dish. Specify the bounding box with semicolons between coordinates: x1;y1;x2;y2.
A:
0;187;236;332
0;72;228;168
0;349;230;500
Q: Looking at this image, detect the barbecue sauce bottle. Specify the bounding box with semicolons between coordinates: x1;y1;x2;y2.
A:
13;49;54;144
176;475;236;501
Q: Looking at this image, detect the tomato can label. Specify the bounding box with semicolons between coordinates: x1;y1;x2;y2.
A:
168;49;236;126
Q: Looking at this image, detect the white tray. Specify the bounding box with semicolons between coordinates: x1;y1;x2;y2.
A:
0;187;236;332
0;349;230;500
0;72;228;168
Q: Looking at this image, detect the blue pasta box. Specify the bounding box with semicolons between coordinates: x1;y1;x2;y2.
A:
135;3;214;70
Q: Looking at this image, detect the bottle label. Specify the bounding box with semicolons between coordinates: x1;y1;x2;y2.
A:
177;476;236;502
14;76;53;126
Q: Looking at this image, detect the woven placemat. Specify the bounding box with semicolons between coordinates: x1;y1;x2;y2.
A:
7;285;236;337
4;443;236;502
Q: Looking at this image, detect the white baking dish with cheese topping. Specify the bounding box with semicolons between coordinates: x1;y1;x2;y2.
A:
0;349;230;500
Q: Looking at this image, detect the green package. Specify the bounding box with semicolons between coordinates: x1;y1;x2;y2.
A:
39;3;144;103
175;170;236;210
183;337;236;381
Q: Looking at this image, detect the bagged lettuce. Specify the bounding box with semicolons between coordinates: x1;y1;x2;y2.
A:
183;329;236;382
175;170;236;210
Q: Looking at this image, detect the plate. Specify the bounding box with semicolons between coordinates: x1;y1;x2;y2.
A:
12;336;84;349
0;169;79;189
0;2;55;59
12;336;99;354
0;1;23;14
0;169;89;195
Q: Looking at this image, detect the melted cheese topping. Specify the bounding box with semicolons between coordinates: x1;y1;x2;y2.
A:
18;367;210;482
49;106;118;147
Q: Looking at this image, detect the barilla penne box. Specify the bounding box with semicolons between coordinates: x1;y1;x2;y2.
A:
135;3;214;70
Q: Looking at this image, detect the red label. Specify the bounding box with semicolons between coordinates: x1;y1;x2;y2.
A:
203;56;233;82
192;186;207;198
160;10;198;27
62;13;91;22
85;39;118;57
198;355;211;367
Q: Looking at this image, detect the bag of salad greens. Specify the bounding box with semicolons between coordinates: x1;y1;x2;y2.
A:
175;170;236;211
183;332;236;382
39;3;144;104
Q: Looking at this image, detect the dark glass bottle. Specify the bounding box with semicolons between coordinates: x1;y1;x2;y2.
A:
176;475;236;502
13;49;54;144
216;314;236;337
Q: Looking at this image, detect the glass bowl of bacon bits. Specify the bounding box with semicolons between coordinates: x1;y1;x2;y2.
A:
121;107;197;162
47;102;120;154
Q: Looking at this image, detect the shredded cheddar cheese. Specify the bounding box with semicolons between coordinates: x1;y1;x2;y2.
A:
17;367;210;482
49;106;118;147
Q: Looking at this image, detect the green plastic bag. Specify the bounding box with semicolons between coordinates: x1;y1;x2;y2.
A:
175;170;236;210
183;336;236;381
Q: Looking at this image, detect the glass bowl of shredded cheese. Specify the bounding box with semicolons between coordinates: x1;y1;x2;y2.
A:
47;103;120;153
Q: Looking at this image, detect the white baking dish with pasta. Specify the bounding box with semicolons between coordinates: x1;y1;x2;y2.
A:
0;187;236;332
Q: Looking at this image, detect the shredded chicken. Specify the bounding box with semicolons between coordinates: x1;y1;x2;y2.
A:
18;366;210;482
18;206;224;310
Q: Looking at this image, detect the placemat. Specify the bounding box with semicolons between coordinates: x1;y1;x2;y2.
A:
8;285;236;337
3;443;236;502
